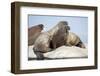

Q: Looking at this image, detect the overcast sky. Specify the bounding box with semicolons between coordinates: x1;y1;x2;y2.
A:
28;15;88;43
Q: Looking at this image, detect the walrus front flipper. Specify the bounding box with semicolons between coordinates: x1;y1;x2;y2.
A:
34;50;45;60
36;52;44;60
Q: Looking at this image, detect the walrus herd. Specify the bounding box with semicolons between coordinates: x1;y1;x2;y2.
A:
28;21;86;60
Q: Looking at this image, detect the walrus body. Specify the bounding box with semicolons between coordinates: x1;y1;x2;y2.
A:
66;32;85;48
28;24;44;45
33;32;52;53
33;21;70;60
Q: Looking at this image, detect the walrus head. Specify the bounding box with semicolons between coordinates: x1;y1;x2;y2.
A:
38;24;44;30
28;24;44;45
57;21;70;30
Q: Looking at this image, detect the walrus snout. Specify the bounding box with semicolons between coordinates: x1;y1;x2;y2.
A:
78;41;86;48
66;25;70;30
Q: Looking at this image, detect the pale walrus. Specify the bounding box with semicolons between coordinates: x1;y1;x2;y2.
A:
28;24;44;45
33;21;70;60
65;32;86;48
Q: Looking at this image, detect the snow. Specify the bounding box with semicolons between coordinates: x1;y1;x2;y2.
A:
28;45;88;60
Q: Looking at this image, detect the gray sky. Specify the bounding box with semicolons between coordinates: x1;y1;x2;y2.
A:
28;15;88;43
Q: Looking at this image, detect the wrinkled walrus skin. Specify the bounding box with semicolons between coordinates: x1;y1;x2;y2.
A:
33;21;70;60
28;24;44;46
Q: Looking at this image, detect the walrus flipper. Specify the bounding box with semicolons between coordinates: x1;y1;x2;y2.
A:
33;48;45;60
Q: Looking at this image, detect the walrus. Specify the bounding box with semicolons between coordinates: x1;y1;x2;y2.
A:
33;21;70;60
65;32;86;48
28;24;44;45
51;21;70;49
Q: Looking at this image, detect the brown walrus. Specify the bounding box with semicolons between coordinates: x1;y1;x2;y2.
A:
33;21;70;60
51;21;70;49
28;24;44;45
